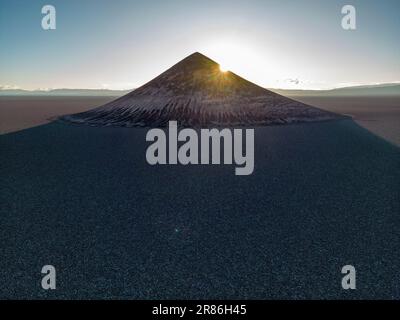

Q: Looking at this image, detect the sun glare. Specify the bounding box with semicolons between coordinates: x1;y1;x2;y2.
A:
219;65;229;73
201;40;268;82
200;39;300;88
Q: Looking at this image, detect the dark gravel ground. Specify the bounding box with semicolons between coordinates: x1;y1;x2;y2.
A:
0;119;399;299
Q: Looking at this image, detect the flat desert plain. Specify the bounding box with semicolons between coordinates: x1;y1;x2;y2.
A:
0;96;115;135
0;95;399;146
1;120;399;299
0;95;399;299
293;96;400;146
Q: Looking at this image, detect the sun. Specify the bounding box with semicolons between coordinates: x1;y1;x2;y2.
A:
201;39;280;87
203;40;258;76
219;65;229;73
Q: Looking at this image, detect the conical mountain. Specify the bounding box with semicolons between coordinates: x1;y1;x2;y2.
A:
61;52;341;127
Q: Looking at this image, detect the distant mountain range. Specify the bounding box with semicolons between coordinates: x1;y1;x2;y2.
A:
1;83;399;97
0;88;131;96
271;83;400;97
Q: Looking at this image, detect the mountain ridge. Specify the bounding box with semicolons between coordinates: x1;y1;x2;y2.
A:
60;52;342;127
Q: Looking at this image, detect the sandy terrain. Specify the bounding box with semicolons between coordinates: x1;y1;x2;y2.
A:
0;95;399;146
293;96;400;146
1;120;398;298
0;96;115;135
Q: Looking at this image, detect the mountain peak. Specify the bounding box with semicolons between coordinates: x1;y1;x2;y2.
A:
186;51;212;60
165;51;219;74
188;51;206;57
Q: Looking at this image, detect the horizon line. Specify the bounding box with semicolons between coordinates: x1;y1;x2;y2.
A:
1;81;400;93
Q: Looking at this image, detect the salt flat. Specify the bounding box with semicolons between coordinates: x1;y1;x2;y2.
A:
0;119;398;299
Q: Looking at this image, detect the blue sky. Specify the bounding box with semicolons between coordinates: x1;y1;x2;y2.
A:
0;0;399;90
